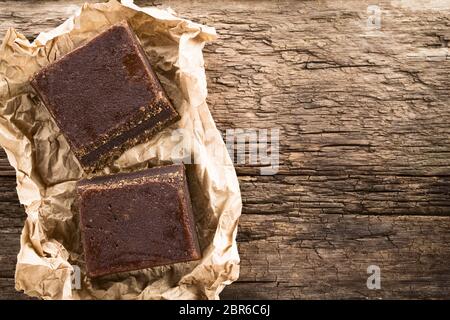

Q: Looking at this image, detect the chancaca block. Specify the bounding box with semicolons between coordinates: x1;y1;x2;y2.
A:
76;164;201;277
31;21;179;171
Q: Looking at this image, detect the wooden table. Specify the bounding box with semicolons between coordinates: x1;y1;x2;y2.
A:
1;0;450;299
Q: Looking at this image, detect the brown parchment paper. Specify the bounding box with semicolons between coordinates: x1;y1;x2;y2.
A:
0;0;241;300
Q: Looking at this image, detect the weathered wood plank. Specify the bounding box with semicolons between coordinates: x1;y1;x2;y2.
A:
1;0;450;299
238;175;450;216
0;278;25;300
221;213;450;299
198;0;450;178
0;172;24;281
3;146;450;299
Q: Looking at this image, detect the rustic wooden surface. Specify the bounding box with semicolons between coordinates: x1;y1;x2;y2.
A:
1;0;450;299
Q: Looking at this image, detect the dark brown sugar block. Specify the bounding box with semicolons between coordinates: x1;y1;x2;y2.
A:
77;164;201;278
30;21;179;171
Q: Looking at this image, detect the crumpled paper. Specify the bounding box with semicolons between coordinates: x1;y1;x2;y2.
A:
0;0;241;300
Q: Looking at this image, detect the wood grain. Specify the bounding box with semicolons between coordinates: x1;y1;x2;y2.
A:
1;0;450;299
